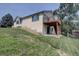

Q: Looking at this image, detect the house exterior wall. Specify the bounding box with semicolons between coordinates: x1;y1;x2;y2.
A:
43;24;47;34
13;11;61;35
21;14;44;34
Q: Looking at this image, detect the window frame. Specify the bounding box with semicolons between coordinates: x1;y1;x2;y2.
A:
32;14;39;22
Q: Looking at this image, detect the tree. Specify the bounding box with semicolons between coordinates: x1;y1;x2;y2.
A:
53;3;79;36
53;3;79;20
0;13;14;27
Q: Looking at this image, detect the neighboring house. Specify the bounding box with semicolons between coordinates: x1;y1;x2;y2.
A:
14;16;22;27
71;20;79;37
13;10;61;35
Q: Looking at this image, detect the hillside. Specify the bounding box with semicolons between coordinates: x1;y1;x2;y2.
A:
0;28;79;56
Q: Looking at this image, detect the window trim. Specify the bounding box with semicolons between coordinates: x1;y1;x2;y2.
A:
32;14;39;22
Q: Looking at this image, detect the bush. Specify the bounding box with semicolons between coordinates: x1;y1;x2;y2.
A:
61;20;74;36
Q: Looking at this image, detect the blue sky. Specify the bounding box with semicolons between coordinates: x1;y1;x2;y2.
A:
0;3;60;19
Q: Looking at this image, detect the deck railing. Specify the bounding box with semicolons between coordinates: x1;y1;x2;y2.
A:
43;15;60;23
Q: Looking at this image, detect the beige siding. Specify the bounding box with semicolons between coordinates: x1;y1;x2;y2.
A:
21;14;44;34
43;24;47;34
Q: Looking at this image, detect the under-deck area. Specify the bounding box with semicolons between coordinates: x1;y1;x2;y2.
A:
43;21;61;35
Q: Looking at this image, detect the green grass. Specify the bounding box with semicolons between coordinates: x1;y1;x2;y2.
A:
0;28;79;56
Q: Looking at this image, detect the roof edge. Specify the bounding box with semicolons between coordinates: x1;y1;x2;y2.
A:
21;10;52;19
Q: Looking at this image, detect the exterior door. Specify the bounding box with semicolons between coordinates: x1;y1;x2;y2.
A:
47;26;50;34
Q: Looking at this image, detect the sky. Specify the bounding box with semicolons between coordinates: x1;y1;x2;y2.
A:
0;3;60;19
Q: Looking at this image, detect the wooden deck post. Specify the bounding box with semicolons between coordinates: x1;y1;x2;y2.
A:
56;22;59;35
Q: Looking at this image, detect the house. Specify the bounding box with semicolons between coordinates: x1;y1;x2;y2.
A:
71;20;79;37
13;10;61;35
14;16;22;27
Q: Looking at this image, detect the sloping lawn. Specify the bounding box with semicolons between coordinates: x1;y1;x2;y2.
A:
0;28;79;56
36;36;79;56
0;28;59;56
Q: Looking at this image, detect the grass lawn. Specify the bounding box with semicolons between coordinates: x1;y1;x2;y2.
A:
0;28;79;56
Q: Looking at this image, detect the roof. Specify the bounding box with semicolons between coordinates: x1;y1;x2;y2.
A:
14;10;61;23
21;10;52;19
14;16;23;22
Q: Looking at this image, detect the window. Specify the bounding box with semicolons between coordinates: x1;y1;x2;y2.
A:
20;19;22;24
16;18;22;24
32;14;39;22
16;21;19;24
